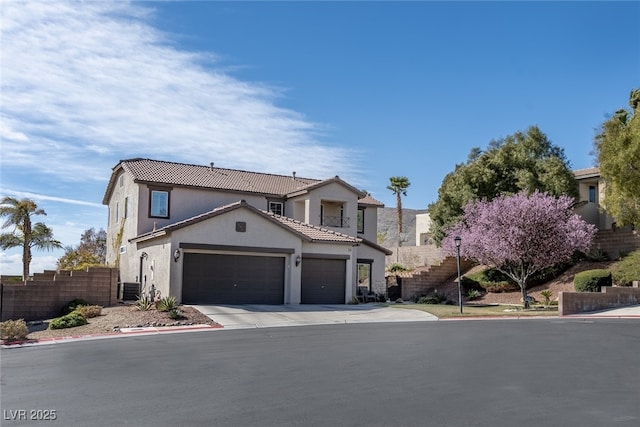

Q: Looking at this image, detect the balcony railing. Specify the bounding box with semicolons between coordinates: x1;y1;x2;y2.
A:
321;215;350;228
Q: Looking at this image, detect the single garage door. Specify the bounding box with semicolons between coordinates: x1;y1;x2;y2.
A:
301;258;346;304
182;253;285;304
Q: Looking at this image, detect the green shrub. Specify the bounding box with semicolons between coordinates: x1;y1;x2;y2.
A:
460;275;483;292
49;312;88;330
611;250;640;286
61;298;90;315
574;269;612;292
417;293;446;304
387;263;410;273
167;309;183;320
74;305;102;319
464;269;519;293
157;296;178;312
484;281;520;293
0;319;29;341
135;295;154;311
466;289;481;300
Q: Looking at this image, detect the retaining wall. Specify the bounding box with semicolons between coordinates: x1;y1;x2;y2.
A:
388;256;475;301
386;244;446;270
592;228;640;259
559;284;640;316
0;267;119;321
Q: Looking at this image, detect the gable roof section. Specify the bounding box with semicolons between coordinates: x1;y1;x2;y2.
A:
358;194;384;207
360;237;394;255
129;200;362;245
573;167;600;180
103;158;373;204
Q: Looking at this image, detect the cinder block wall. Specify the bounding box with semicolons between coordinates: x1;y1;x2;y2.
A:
592;228;640;259
0;267;119;321
391;257;475;301
559;285;640;316
386;245;446;269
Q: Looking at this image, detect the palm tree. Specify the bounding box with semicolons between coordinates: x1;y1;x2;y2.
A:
0;197;62;280
387;176;411;247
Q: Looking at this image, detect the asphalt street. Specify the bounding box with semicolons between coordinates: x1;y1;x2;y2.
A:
1;319;639;427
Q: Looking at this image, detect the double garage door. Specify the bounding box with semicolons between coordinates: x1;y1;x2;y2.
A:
182;253;285;305
182;253;346;305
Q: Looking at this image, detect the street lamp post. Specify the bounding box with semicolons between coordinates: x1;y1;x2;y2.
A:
454;236;463;314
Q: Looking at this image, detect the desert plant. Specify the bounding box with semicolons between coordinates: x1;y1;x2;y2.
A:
74;305;102;319
61;298;90;315
0;319;29;341
348;296;359;305
135;294;154;311
466;289;481;300
167;309;183;320
49;312;87;330
387;263;410;273
540;290;553;307
574;269;612;292
157;296;178;312
588;249;609;262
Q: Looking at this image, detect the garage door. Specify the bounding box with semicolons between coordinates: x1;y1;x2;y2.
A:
182;253;285;304
301;258;346;304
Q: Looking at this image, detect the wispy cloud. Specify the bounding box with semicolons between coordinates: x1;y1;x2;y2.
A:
0;0;360;183
1;189;104;208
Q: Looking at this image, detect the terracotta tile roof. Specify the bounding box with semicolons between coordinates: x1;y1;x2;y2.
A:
358;194;384;207
266;212;361;244
120;158;320;195
131;200;360;245
104;158;373;204
573;167;600;179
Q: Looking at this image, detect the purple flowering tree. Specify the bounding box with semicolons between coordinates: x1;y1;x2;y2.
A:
442;191;597;308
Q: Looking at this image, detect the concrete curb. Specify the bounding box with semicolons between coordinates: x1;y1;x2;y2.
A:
1;324;222;349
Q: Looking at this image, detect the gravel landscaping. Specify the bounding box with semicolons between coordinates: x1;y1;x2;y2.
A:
24;304;220;341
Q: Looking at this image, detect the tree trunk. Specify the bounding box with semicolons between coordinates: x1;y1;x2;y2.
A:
520;285;530;309
22;243;30;281
396;193;403;247
22;216;32;281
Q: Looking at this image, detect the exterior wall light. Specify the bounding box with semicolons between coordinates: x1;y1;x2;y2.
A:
295;255;301;266
173;248;181;262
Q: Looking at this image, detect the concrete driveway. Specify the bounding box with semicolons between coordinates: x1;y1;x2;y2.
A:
189;303;437;329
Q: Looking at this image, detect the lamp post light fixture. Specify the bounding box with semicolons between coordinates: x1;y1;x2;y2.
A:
454;236;463;314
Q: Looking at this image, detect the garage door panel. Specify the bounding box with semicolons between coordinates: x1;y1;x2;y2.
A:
301;258;346;304
182;253;284;304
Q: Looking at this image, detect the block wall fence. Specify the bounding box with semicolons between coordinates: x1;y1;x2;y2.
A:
559;285;640;316
0;267;119;321
591;227;640;259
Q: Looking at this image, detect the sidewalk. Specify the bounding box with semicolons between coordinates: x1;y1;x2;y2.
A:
569;304;640;318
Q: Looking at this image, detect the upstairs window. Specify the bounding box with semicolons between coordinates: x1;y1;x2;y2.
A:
150;189;169;218
357;208;365;233
269;201;283;216
588;186;596;203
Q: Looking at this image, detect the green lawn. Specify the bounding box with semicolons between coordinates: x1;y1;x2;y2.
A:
391;303;558;319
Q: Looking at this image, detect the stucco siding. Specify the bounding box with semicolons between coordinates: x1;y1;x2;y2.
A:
168;207;302;303
136;186;266;234
355;244;387;296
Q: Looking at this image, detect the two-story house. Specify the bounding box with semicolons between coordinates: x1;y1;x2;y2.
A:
573;167;615;230
102;158;391;305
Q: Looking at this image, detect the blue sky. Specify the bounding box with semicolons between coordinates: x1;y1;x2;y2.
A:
1;1;639;275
